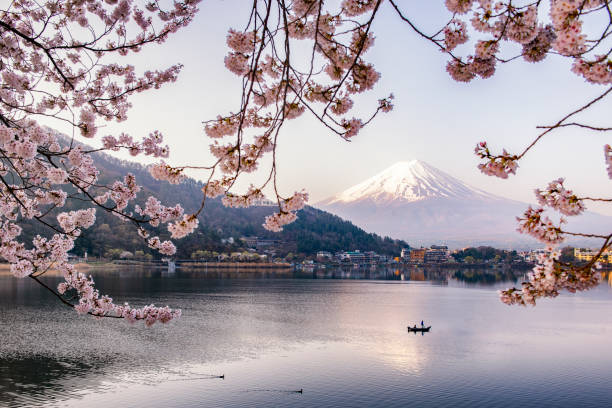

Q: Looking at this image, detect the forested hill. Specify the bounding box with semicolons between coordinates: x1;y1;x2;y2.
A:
60;150;409;259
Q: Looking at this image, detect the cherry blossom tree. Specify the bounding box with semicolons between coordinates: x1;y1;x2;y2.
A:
0;0;201;325
2;0;611;323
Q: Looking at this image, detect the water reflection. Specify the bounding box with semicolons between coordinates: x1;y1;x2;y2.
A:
2;266;612;408
0;357;111;407
378;335;430;375
294;265;527;287
606;271;612;287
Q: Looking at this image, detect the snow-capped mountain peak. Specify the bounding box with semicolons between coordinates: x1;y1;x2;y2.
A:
320;160;494;205
316;160;610;248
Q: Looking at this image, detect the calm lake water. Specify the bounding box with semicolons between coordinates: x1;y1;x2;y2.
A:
2;266;612;407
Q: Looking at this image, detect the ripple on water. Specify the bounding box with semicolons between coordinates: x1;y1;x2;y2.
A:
2;271;612;407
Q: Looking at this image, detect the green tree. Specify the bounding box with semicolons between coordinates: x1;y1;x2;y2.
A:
104;249;124;260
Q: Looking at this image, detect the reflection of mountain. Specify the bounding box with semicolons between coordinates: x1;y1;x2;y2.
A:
318;160;612;248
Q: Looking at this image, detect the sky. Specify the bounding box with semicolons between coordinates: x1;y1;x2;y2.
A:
51;0;612;216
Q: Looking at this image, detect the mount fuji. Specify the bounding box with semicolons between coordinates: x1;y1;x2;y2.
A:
316;160;611;248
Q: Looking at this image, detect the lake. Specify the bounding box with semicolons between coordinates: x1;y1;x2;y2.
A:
2;266;612;407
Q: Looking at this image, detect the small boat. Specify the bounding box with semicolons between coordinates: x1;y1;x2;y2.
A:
407;326;431;332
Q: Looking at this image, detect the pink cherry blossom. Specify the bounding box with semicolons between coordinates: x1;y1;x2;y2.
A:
444;20;469;52
445;0;475;14
168;215;199;239
0;0;200;324
605;144;612;179
516;206;565;244
500;246;602;306
475;142;519;179
534;178;585;216
263;211;298;232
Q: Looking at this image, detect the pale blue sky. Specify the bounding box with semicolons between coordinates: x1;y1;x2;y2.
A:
52;0;612;215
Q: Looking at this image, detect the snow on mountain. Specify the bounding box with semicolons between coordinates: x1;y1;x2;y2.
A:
324;160;496;205
317;160;611;249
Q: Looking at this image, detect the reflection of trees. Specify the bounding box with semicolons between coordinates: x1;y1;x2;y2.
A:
299;265;527;285
0;357;107;407
452;269;525;285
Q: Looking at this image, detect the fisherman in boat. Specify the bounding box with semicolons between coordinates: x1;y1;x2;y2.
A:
421;320;424;327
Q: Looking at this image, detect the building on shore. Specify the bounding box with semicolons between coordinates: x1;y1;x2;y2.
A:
316;251;333;261
408;246;449;264
337;250;382;265
410;249;426;263
520;249;549;262
574;248;612;263
339;251;366;264
425;245;449;263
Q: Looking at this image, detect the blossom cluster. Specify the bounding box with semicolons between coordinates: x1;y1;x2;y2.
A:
263;211;298;232
59;263;181;326
0;0;200;324
201;0;392;232
474;142;519;179
444;20;469;51
516;206;566;244
522;25;556;63
571;57;612;85
2;0;197;138
439;1;610;86
534;178;585;216
148;162;186;184
1;225;75;279
135;197;184;227
147;236;177;256
341;0;378;17
57;209;97;237
605;144;612;179
445;0;475;14
168;215;199;239
261;190;309;231
281;190;309;212
500;247;602;306
439;0;612;192
102;131;170;158
222;186;265;208
203;180;227;198
450;1;612;306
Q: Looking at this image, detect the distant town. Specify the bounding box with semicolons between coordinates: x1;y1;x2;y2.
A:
65;234;612;270
311;246;612;268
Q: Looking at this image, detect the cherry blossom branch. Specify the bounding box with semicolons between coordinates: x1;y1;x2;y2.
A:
518;86;612;160
0;0;201;324
536;122;612;131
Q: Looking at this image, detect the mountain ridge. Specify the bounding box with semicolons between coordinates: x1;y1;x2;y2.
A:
19;132;410;258
317;160;611;249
